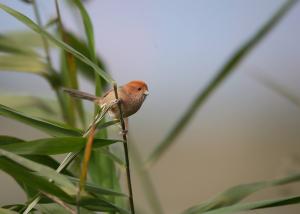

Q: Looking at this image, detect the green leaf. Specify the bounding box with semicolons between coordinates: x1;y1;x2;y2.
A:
68;176;127;197
201;195;300;214
98;148;125;168
0;54;48;76
62;31;108;87
97;119;120;131
1;204;28;213
0;149;77;196
0;34;37;55
0;208;18;214
0;137;122;155
0;3;114;83
0;135;23;145
0;104;82;137
0;157;72;201
183;172;300;214
0;152;121;212
0;95;60;119
73;0;96;61
5;31;46;48
38;203;93;214
147;0;298;166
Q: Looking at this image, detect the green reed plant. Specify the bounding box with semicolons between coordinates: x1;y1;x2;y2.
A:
0;0;299;214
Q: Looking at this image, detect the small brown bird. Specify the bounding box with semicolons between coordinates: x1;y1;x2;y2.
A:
63;80;149;119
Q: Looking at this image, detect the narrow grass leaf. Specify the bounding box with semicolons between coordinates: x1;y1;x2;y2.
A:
62;31;108;86
1;204;28;213
68;176;127;197
0;157;72;201
0;55;48;76
201;195;300;214
0;135;23;145
38;203;93;214
147;0;298;166
5;31;45;47
55;0;83;127
0;35;37;55
0;95;59;119
0;208;18;214
73;0;96;60
0;104;82;137
0;137;121;155
0;3;114;83
0;149;77;196
253;74;300;109
183;172;300;214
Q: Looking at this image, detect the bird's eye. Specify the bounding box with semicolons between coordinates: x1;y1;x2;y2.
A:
138;87;142;91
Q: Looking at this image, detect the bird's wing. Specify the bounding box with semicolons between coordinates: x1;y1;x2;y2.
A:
63;88;99;102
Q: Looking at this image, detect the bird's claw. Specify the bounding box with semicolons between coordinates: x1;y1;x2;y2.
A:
112;98;121;105
119;129;128;135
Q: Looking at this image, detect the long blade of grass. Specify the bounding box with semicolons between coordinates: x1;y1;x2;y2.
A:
0;104;82;137
55;0;85;127
201;195;300;214
182;172;300;214
32;0;53;67
253;73;300;109
0;34;37;55
0;54;49;78
0;136;121;155
147;0;298;166
68;176;127;197
0;3;114;83
0;208;18;214
72;0;101;99
0;95;59;119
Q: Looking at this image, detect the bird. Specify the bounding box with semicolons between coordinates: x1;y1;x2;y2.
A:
63;80;149;119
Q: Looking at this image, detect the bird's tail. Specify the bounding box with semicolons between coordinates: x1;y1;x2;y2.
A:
63;88;99;102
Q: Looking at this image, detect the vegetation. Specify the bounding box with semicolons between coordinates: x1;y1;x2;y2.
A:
0;0;299;213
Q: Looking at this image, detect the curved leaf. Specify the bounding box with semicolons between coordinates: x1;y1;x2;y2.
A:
201;195;300;214
0;208;18;214
183;172;300;214
0;3;114;83
0;157;73;201
0;104;82;137
0;149;77;196
0;95;59;119
0;54;48;75
68;176;127;197
0;137;122;155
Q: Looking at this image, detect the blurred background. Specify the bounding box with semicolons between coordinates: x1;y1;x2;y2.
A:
0;0;300;213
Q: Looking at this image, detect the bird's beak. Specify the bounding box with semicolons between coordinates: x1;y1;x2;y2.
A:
144;90;149;96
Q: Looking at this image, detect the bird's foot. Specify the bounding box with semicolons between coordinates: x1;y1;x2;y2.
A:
119;129;128;135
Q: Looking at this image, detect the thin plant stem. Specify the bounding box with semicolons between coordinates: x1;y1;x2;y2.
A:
77;124;96;214
32;0;53;67
42;192;76;214
31;0;71;123
113;83;135;214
